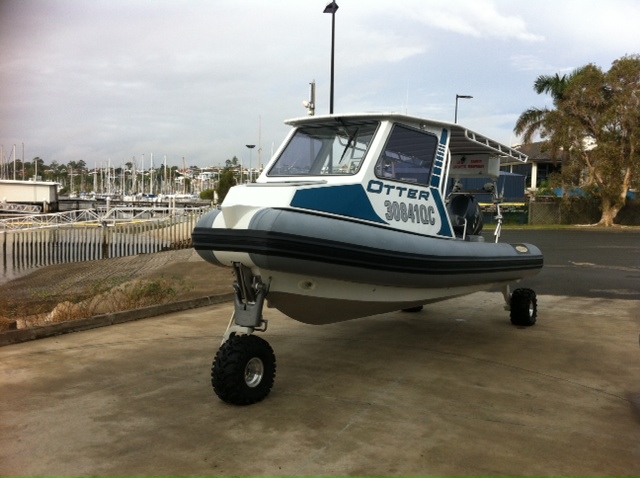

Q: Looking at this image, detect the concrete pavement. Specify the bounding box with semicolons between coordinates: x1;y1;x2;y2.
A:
1;291;639;476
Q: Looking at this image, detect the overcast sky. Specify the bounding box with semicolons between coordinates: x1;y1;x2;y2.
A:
1;0;639;170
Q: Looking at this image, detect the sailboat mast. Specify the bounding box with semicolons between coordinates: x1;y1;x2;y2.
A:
182;156;187;194
258;115;262;174
150;152;154;196
163;155;167;195
132;156;137;194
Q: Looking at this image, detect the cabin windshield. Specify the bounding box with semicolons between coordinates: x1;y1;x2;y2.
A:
267;120;379;177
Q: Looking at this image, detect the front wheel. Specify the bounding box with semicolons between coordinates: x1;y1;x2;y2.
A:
510;288;537;326
212;334;276;405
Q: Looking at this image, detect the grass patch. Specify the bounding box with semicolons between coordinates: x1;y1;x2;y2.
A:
0;275;192;328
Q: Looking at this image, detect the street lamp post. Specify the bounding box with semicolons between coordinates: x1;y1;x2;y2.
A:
454;94;473;123
246;144;255;183
323;1;339;114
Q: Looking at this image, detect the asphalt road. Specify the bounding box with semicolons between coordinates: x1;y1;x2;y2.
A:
499;228;640;300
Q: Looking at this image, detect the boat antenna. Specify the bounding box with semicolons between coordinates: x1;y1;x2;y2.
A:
303;80;316;116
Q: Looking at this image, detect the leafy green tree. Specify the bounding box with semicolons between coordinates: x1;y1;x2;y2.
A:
200;189;215;200
9;159;23;179
225;156;239;168
515;55;640;226
216;169;236;205
224;156;242;184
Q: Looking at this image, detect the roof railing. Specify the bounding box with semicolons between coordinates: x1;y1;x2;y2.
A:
463;130;528;163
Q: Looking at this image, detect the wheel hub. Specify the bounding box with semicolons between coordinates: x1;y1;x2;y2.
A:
245;357;264;388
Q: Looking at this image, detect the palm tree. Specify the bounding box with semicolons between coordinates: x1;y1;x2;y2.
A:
514;68;587;144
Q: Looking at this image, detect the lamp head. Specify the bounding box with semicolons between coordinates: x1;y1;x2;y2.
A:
323;1;339;14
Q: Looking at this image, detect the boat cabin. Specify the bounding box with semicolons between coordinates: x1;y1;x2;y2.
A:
237;113;528;242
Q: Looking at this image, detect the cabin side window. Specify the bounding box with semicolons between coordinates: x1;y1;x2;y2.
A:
267;121;379;177
375;125;437;187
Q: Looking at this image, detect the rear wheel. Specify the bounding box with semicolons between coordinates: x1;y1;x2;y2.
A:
510;288;537;326
212;334;276;405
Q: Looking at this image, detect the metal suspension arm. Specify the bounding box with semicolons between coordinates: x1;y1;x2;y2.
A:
222;263;269;343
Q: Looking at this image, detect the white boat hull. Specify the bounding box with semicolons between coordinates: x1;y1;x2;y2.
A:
262;268;497;324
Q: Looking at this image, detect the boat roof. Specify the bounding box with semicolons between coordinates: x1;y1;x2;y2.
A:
285;113;528;164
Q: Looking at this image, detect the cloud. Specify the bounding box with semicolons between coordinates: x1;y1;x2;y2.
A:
339;27;427;68
531;0;640;55
0;0;637;169
386;0;544;42
509;54;576;74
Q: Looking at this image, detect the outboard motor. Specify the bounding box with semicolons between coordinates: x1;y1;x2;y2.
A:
448;194;483;237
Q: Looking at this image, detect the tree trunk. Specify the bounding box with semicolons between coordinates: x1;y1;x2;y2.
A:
598;169;632;227
598;196;623;227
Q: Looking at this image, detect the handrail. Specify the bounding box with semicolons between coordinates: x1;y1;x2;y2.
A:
0;202;42;214
0;206;212;232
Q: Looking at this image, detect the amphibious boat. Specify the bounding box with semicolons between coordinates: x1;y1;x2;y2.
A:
193;113;543;405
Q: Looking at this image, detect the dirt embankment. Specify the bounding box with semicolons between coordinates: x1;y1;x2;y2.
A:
0;249;233;331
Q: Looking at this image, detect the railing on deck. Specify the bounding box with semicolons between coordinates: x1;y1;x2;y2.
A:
0;206;210;231
0;207;211;276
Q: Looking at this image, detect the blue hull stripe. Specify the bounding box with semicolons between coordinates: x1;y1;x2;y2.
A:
291;184;387;224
